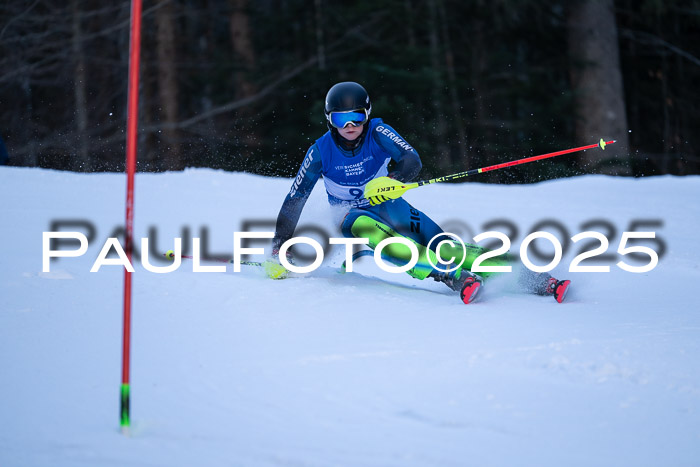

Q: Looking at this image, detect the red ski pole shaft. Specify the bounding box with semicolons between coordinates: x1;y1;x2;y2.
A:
478;140;616;174
415;139;616;187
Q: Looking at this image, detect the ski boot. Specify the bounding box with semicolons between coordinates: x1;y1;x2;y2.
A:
546;277;571;303
430;268;483;304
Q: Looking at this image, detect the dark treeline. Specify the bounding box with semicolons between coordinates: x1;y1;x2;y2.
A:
1;0;698;183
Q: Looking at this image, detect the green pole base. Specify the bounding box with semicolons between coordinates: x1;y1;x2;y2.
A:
120;383;130;433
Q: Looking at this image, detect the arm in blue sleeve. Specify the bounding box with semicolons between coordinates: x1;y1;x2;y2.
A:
372;123;422;182
272;145;322;250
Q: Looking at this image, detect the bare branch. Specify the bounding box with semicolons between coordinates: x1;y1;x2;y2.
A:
620;28;700;67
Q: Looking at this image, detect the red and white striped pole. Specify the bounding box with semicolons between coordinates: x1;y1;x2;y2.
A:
121;0;143;435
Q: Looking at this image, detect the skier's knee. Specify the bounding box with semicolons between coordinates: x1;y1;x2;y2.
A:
343;214;435;280
341;212;383;238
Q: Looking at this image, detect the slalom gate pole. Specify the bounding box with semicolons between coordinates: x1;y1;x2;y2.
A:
121;0;143;435
414;139;616;188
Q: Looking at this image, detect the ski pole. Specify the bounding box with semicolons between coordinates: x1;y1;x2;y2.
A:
365;138;615;202
164;251;261;266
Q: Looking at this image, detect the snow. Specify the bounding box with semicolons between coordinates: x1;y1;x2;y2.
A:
1;166;700;466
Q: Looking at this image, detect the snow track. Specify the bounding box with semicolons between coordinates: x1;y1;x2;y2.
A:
1;167;699;466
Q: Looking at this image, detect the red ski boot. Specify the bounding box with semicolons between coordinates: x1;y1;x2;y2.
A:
546;278;571;303
431;269;483;304
459;275;482;304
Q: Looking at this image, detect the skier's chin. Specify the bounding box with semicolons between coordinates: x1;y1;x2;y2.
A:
339;128;362;140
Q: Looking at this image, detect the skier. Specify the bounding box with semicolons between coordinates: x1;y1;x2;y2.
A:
268;81;570;304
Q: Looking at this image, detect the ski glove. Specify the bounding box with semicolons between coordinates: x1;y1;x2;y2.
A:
364;176;407;206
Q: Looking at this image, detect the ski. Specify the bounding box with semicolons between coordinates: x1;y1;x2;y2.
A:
164;250;568;304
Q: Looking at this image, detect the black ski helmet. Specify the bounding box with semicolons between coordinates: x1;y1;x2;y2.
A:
324;82;372;118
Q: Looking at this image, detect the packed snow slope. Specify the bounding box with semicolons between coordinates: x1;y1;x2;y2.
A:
1;167;700;467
